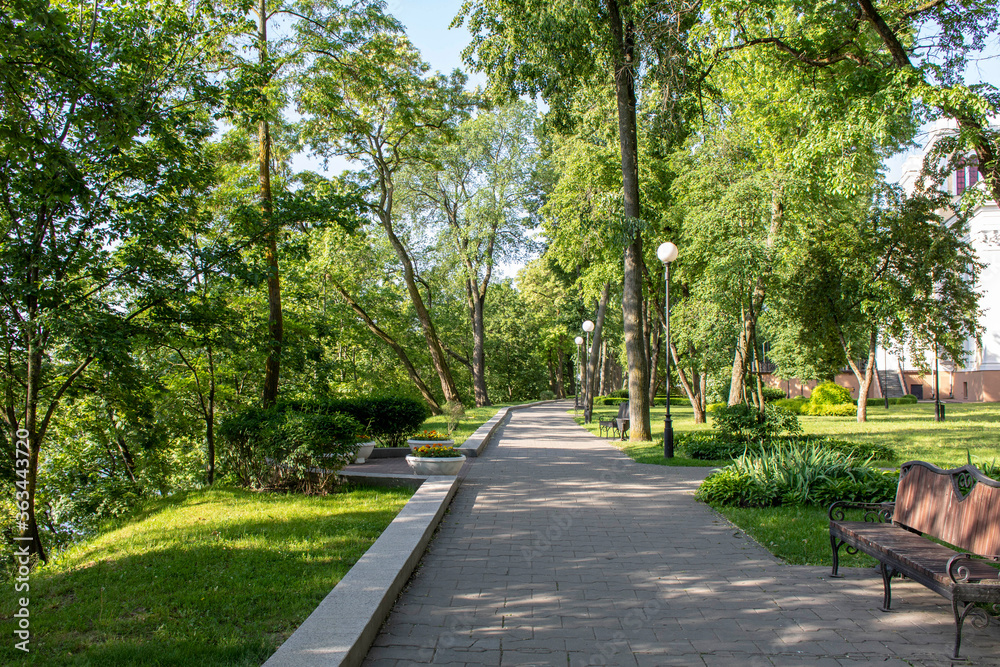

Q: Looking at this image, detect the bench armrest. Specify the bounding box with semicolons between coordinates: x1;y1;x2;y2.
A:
828;501;894;523
948;553;1000;584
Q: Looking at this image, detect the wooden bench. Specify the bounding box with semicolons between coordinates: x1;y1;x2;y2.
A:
599;401;629;440
829;460;1000;658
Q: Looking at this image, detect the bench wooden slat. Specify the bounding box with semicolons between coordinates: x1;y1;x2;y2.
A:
833;521;1000;586
894;462;1000;557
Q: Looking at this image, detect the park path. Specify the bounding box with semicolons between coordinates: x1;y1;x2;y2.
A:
362;401;999;666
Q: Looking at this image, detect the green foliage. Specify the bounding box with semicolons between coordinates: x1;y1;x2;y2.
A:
809;382;854;406
775;397;809;414
761;387;787;402
696;443;898;508
684;433;894;463
806;402;858;417
711;403;801;444
539;390;556;400
279;397;431;448
218;407;361;492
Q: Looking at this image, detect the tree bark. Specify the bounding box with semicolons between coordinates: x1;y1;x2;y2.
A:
587;285;611;419
607;0;651;441
841;327;878;423
555;342;566;398
672;342;707;423
469;288;491;406
332;283;444;414
258;1;282;409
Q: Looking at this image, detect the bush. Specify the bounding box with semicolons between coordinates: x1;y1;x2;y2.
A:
706;402;726;413
695;443;898;508
761;387;787;402
712;403;801;444
809;381;853;407
609;388;630;398
807;402;857;417
775;397;809;414
683;436;748;461
278;396;431;447
539;390;556;400
218;407;362;492
896;394;918;404
683;434;895;463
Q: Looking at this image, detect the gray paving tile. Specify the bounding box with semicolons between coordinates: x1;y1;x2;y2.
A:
361;401;1000;666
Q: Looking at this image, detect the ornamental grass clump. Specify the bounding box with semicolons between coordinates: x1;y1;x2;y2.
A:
696;442;897;508
411;444;463;458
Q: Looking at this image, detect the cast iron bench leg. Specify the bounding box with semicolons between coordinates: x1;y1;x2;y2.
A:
879;562;896;611
830;536;844;578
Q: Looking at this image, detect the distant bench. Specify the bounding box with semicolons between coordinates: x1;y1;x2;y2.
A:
829;460;1000;658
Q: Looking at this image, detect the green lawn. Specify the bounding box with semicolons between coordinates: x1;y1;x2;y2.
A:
574;401;1000;469
0;486;412;666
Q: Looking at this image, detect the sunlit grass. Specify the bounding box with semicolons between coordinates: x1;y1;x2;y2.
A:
712;504;876;567
573;401;1000;469
419;400;541;445
0;486;412;666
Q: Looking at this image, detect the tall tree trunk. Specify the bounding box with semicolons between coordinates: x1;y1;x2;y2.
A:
672;342;706;423
258;1;282;409
470;289;491;406
333;283;443;414
607;0;651;440
587;285;611;419
380;219;460;405
555;342;566;398
648;298;661;409
841;327;878;423
206;343;216;485
598;341;607;396
21;325;46;562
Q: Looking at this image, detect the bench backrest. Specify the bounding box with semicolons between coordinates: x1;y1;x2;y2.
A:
617;401;630;419
893;460;1000;557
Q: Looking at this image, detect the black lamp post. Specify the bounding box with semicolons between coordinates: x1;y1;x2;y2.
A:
657;241;678;458
582;320;594;423
883;341;889;410
574;335;584;409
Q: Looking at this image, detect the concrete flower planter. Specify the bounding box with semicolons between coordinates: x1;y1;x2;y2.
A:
405;454;466;475
353;441;377;464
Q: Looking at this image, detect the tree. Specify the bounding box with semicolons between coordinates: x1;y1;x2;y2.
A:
0;0;225;559
697;0;1000;207
404;102;542;407
298;30;471;407
776;187;983;421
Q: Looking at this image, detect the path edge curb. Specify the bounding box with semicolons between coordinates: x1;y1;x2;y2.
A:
262;476;459;667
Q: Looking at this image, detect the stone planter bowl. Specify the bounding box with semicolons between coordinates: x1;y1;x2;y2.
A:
405;454;466;475
353;441;377;464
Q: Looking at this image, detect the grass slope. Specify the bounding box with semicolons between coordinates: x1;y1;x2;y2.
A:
0;485;412;666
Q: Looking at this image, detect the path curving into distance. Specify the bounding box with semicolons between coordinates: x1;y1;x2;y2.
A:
362;401;999;667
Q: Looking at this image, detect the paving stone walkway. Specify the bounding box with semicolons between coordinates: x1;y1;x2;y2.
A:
363;401;999;666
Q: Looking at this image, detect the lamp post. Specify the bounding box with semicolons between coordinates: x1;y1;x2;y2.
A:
657;241;678;458
582;320;595;423
574;336;584;409
935;344;943;422
883;342;889;410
